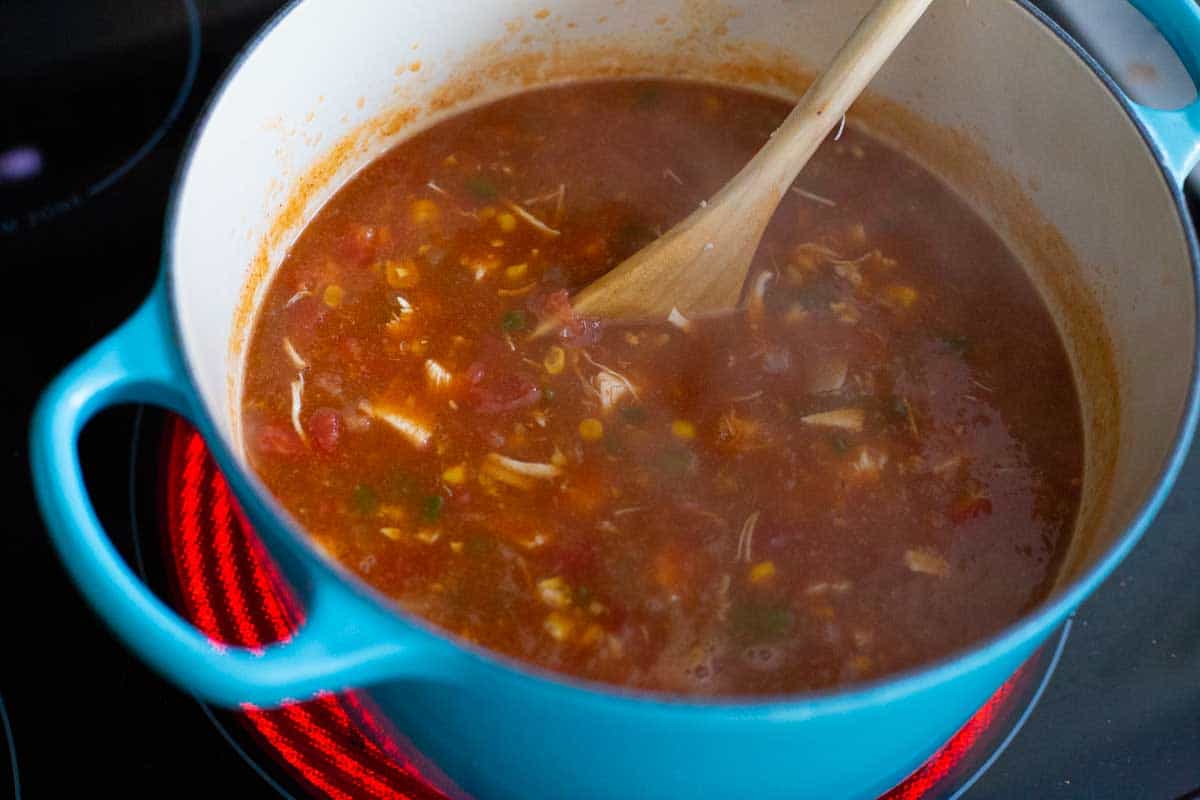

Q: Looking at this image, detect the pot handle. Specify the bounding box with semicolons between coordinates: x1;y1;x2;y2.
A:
30;283;446;708
1125;0;1200;185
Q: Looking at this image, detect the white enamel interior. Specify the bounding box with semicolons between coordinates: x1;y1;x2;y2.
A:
170;0;1195;594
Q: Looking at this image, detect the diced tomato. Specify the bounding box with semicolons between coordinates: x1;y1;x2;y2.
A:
653;544;688;593
468;368;541;414
340;223;379;265
533;289;603;344
308;407;342;454
255;424;305;457
951;495;993;524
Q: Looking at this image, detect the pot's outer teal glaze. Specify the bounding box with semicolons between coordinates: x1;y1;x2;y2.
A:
29;1;1200;798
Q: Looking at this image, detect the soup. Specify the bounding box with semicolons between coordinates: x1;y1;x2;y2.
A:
241;80;1083;697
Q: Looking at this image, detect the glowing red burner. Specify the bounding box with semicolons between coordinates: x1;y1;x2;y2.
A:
161;416;1021;799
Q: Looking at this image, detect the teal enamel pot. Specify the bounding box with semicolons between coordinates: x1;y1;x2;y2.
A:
29;1;1200;798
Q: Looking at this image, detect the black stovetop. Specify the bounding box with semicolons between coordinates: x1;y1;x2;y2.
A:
1;2;1197;798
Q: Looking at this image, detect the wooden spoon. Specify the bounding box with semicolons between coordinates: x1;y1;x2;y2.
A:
536;0;934;335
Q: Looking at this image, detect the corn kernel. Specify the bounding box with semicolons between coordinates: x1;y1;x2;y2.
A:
497;212;518;232
749;561;777;584
505;262;528;281
410;198;440;225
579;418;604;441
544;345;566;375
443;154;458;167
450;540;464;554
580;623;606;646
322;284;344;307
478;206;497;220
885;285;919;309
671;419;696;440
385;259;420;289
379;527;403;541
544;611;574;641
783;303;808;325
537;576;572;609
442;464;467;485
848;222;867;245
416;528;440;544
410;337;429;357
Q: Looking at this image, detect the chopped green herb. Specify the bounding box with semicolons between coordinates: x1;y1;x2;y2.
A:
942;334;971;354
575;585;593;605
464;175;498;200
542;386;557;403
352;484;378;515
832;434;850;454
730;601;795;642
891;395;910;420
502;309;527;332
619;406;647;425
603;434;624;455
421;494;445;522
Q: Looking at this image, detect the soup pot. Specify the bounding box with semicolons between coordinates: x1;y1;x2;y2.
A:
30;1;1200;797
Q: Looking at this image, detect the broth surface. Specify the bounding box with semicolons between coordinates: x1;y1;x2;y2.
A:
242;80;1083;696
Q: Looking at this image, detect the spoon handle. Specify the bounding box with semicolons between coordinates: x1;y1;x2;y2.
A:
717;0;936;205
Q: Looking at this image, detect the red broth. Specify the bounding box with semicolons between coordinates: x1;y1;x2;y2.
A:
241;80;1083;697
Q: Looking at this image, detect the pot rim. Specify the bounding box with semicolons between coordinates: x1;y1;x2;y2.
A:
159;0;1200;714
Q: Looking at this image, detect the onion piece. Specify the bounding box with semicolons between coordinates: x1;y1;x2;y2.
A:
360;400;432;450
504;200;560;237
482;452;562;490
790;186;837;208
424;359;453;391
667;306;692;332
905;548;949;577
801;407;864;432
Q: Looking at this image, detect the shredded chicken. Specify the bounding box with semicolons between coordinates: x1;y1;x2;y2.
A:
735;511;761;563
285;287;311;307
581;352;640;412
504;200;560;237
283;338;307;370
290;373;308;445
